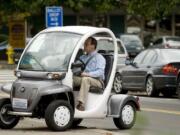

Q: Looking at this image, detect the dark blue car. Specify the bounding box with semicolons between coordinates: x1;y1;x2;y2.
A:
116;48;180;97
0;38;32;61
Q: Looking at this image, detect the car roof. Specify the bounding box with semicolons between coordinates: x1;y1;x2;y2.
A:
156;36;180;39
145;48;180;56
41;26;106;35
94;36;128;55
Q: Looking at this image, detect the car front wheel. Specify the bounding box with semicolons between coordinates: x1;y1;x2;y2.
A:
45;100;74;131
113;73;128;94
177;78;180;99
0;98;20;129
113;102;136;129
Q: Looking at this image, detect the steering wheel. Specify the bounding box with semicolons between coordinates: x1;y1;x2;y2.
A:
76;58;85;71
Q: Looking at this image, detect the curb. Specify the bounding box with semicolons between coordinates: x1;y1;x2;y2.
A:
0;63;17;70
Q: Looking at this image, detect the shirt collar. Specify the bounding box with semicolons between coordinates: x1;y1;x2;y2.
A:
88;50;97;56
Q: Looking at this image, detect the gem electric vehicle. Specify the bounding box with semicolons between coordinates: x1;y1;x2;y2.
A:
0;26;140;131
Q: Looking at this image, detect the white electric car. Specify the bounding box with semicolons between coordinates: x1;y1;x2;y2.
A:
0;26;140;131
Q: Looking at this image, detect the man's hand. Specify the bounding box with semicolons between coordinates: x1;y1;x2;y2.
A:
81;72;90;77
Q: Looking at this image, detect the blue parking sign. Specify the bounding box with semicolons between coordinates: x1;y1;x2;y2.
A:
46;6;63;27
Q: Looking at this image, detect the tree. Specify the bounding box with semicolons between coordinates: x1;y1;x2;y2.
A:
126;0;180;20
0;0;120;22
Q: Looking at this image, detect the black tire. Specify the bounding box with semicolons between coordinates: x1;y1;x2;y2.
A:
71;118;83;128
0;98;20;129
145;76;159;97
113;73;128;94
113;102;136;129
161;89;174;98
45;100;74;131
177;78;180;99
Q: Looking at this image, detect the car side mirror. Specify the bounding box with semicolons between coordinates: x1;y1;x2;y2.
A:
132;62;138;67
125;59;131;65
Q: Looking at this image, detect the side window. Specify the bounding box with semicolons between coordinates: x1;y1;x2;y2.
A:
141;50;157;65
133;50;147;65
117;41;125;54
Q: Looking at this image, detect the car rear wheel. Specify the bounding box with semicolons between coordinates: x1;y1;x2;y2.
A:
145;76;159;97
161;89;174;97
45;100;74;131
113;73;128;94
113;102;136;129
177;78;180;99
0;98;20;129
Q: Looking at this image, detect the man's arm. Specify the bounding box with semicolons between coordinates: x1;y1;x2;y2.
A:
82;54;106;78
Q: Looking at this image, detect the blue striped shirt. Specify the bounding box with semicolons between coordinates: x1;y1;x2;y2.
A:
80;51;106;80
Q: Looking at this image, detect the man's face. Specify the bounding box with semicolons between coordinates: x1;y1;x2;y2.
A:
84;38;95;54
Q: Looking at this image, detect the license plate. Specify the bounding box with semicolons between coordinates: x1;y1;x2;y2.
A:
12;98;28;109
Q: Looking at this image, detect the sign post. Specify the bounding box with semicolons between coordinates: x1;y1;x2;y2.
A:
46;6;63;27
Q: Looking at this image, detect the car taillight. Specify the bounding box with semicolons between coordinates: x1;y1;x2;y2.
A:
162;64;178;75
165;43;171;48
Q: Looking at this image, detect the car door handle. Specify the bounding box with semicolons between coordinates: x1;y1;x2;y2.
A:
147;65;151;68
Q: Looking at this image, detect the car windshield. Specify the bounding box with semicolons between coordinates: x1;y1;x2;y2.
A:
19;32;81;72
166;37;180;42
120;35;143;49
161;49;180;61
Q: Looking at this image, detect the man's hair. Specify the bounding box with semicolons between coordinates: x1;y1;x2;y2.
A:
88;37;97;49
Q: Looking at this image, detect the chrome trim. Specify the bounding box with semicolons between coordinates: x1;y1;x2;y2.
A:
8;111;32;116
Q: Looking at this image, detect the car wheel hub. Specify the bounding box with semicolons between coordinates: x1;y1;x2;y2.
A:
54;106;70;127
114;75;122;93
122;105;134;125
146;78;153;95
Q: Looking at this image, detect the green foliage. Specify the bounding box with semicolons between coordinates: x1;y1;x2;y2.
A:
127;0;180;19
0;0;180;23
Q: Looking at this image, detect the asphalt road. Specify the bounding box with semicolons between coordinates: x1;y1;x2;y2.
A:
0;70;180;135
0;96;179;135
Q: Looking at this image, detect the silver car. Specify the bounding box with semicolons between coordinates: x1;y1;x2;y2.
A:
95;37;128;93
151;36;180;49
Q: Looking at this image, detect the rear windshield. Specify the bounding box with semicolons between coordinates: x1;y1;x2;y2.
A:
120;35;143;47
166;37;180;42
161;49;180;61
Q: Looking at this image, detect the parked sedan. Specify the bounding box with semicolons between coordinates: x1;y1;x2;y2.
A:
150;36;180;49
115;48;180;97
176;70;180;99
119;34;144;58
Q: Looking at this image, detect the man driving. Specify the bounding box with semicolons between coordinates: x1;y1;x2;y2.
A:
73;37;106;111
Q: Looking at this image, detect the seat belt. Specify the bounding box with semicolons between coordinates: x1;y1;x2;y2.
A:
84;53;105;88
